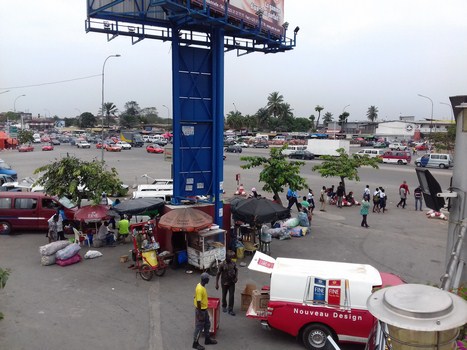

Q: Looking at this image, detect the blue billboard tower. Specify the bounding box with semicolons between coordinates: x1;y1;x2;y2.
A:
86;0;298;225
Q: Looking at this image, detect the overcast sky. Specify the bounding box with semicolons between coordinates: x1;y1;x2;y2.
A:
1;0;466;122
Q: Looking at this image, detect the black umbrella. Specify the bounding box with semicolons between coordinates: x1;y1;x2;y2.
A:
113;198;165;216
231;197;290;225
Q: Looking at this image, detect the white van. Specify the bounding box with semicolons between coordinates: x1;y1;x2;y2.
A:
132;189;172;202
415;153;453;169
356;149;385;158
282;145;307;156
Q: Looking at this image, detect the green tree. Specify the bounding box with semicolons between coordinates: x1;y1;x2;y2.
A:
278;102;294;131
255;107;270;131
338;112;349;127
34;156;123;208
0;267;10;320
309;114;315;131
120;101;141;128
17;130;34;145
292;117;312;132
266;91;284;118
312;148;380;192
240;145;308;205
79;112;97;128
367;106;378;122
429;125;456;153
314;105;324;130
225;111;244;130
100;102;119;127
322;112;333;127
140;107;161;125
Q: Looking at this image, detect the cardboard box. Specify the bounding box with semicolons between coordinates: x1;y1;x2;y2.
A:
251;289;270;311
241;283;257;311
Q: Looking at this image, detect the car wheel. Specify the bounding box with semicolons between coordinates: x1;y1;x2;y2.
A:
415;162;421;167
439;164;446;169
302;323;334;350
397;160;403;165
0;221;12;235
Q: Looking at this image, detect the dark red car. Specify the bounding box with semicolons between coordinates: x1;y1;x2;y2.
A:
18;145;34;152
146;144;164;154
41;145;54;151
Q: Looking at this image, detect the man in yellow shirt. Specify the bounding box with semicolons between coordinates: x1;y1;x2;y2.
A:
193;272;217;350
116;215;130;243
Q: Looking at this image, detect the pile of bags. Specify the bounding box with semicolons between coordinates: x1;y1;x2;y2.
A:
264;215;310;240
39;241;82;267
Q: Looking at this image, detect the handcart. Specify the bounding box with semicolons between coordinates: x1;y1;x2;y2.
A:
186;228;226;276
129;222;169;281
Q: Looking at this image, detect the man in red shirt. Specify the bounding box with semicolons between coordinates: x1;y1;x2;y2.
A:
397;181;410;209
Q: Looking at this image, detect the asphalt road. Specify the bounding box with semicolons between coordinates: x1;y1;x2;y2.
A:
0;144;453;350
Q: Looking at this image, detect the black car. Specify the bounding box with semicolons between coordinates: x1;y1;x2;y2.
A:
253;142;269;148
289;150;315;160
50;139;60;145
225;145;242;153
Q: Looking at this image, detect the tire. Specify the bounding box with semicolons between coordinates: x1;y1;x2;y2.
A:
439;164;446;169
397;160;403;165
154;266;166;277
207;260;220;276
302;324;334;350
140;264;154;281
415;162;421;167
0;221;11;235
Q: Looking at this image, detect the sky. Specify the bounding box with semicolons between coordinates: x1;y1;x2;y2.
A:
1;0;466;122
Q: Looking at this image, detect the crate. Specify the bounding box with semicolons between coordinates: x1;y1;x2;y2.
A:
241;283;257;311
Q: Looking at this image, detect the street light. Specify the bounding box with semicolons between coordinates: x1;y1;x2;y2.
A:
14;94;26;112
440;102;454;123
232;102;237;113
162;104;170;131
101;54;121;162
418;94;433;140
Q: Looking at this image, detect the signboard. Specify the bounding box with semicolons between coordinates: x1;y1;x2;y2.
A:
9;126;17;138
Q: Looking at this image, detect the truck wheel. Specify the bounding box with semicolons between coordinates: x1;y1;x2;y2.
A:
0;221;11;235
302;324;334;350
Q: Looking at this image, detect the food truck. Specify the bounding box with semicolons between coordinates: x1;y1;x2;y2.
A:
246;252;404;350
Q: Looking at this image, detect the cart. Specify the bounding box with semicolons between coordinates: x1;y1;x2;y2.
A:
130;222;169;281
186;228;226;276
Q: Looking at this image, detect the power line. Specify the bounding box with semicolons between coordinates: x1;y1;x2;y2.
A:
0;74;102;89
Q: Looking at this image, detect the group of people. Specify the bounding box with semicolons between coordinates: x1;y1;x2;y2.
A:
95;214;131;247
286;187;315;223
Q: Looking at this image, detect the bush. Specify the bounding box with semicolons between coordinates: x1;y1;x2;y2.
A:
0;267;10;320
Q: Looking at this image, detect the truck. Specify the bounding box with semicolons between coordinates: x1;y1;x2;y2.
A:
246;252;404;350
120;131;144;147
306;139;350;157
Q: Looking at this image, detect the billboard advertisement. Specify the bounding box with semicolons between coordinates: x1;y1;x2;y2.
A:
191;0;284;36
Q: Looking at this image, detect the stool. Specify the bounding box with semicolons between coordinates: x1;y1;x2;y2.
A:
260;240;271;255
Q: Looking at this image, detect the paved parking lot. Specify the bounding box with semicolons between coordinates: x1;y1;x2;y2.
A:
0;144;451;350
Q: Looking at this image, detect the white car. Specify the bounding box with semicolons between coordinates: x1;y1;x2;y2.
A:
76;141;91;149
116;141;132;150
388;143;407;151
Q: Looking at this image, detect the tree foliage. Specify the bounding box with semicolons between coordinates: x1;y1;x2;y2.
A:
367;106;378;122
314;105;324;130
323;112;333;127
429;124;456;153
0;267;10;320
34;156;123;207
79;112;97;128
338;112;350;127
17;130;34;145
312;148;381;191
240;145;308;204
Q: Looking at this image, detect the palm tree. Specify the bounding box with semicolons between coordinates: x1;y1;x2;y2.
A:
309;114;315;131
367;106;378;122
323;112;333;127
278;102;294;131
266;91;284;118
255;107;270;130
101;102;118;127
314;105;324;130
338;112;349;127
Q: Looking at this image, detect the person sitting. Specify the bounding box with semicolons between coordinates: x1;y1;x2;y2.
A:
116;215;130;243
94;221;115;247
235;184;246;196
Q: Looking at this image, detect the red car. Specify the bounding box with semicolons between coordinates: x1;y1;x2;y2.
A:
41;145;54;151
105;144;122;152
18;145;34;152
146;144;164;154
415;144;428;151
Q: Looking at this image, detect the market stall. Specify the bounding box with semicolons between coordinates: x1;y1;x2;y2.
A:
186;228;226;275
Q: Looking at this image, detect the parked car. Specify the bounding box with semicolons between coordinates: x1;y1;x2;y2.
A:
288;150;315;160
76;140;91;149
41;145;54;151
373;142;387;148
360;140;374;147
224;139;236;146
414;143;428;151
253;142;269;148
415;153;453;169
381;151;411;165
0;160;17;180
356;149;385;158
236;142;249;148
146;144;164;154
18;145;34;152
50;139;60;145
388;143;408;151
105;143;122;152
225;145;243;153
115;141;132;150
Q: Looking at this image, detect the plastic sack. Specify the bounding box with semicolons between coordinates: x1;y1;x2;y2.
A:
283;217;299;228
41;254;56;266
289;226;306;237
84;250;103;259
267;227;288;239
297;212;309;227
56;253;82;267
39;240;71;256
56;243;81;261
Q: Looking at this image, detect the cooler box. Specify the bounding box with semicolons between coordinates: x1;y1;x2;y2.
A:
207;297;220;336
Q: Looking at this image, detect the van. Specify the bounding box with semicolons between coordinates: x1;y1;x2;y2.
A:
247;252;404;350
282;145;307;156
0;192;77;235
356;149;385;158
0;160;17;180
415;153;453;169
381;151;411;165
132;188;173;202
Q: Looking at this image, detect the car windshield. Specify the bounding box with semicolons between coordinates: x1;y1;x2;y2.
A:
0;162;12;170
58;196;77;209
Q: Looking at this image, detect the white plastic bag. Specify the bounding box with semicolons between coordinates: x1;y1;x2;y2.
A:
84;250;103;259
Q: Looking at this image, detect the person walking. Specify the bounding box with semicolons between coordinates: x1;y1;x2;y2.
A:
336;182;345;208
360;198;370;228
372;188;380;213
397;181;410;209
307;189;315;214
319;186;327;212
286;187;300;212
363;185;371;201
193;273;217;350
215;251;238;316
379;188;387;213
414;186;423;211
47;214;59;243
